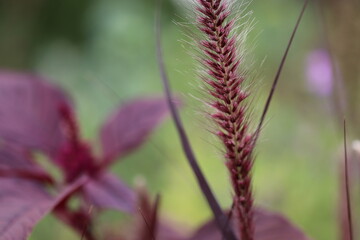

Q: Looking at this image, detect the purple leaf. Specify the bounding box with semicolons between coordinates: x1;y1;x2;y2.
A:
156;225;186;240
0;176;87;240
0;144;52;182
0;71;71;156
190;208;311;240
82;173;135;213
100;97;169;163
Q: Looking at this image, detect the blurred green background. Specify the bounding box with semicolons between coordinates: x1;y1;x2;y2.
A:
0;0;344;240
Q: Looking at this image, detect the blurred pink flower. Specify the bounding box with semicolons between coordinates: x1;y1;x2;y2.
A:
306;49;333;96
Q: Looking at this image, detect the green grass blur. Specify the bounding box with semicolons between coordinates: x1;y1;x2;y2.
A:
0;0;344;240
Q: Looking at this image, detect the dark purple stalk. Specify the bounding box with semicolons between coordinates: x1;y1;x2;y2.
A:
343;120;353;240
155;4;237;240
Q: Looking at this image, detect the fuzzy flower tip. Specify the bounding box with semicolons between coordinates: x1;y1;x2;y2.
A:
195;0;255;239
306;49;333;97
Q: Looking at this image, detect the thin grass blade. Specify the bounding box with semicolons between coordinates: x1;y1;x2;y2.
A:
343;120;353;240
254;0;309;142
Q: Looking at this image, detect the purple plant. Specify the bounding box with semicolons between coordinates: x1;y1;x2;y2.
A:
156;0;332;240
194;1;258;238
0;71;170;240
0;0;357;239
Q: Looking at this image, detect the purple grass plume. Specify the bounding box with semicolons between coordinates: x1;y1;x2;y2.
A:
195;0;255;239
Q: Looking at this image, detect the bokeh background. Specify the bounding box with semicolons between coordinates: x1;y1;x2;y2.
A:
0;0;345;239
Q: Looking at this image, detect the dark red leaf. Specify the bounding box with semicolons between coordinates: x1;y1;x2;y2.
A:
190;208;311;240
0;143;52;182
0;176;87;240
100;97;169;163
82;173;135;213
0;71;71;156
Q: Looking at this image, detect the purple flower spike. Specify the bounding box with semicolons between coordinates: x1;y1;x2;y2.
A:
306;49;333;96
